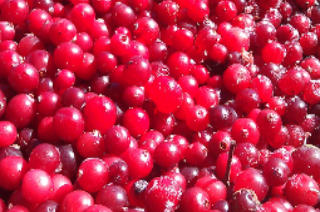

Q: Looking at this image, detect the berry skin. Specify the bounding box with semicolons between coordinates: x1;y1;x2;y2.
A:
54;42;84;72
231;118;260;145
230;189;261;212
104;125;130;154
0;156;27;190
122;108;150;138
123;57;152;86
223;64;251;94
263;157;290;186
0;121;17;147
121;148;153;179
77;158;109;193
148;76;183;114
83;95;116;134
95;184;128;212
144;176;182;212
5;94;36;129
256;109;282;137
292;145;320;180
285;174;320;206
262;42;286;64
1;0;29;25
60;190;94;212
180;187;211;212
53;107;84;143
21;169;53;203
29;143;60;173
195;177;227;204
220;27;250;52
233;168;269;201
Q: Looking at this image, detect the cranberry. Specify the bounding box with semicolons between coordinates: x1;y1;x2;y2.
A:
37;92;60;116
123;108;149;138
0;156;27;190
285;173;320;206
223;64;251;94
262;41;286;64
215;0;238;22
145;176;182;212
209;105;237;130
111;2;136;27
49;18;76;45
51;174;73;202
292;145;320;179
35;200;59;212
53;107;84;143
220;27;250;52
263;157;290;186
7;206;29;212
95;184;129;212
123;57;151;86
234;142;259;168
195;177;227;204
83;95;116;134
121;148;153;179
0;50;22;78
230;189;261;212
58;144;77;179
69;3;95;31
180;187;210;212
167;52;191;79
54;42;83;72
21;169;53;203
60;190;94;212
234;168;269;201
186;105;209;131
29;143;60;173
256;109;282;137
231;118;260;145
133;17;159;45
77;158;108;193
148;75;183;113
108;158;129;185
278;67;308;96
5;94;35;129
104;125;130;154
1;0;29;25
61;87;85;109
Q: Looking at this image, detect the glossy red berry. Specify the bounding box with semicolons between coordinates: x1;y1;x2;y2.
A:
95;184;128;212
234;168;269;201
105;125;130;154
180;187;210;212
53;107;84;143
77;158;108;193
54;42;83;72
145;176;182;212
285;173;320;206
29;143;60;173
223;64;251;94
1;0;29;25
148;76;183;113
0;156;27;190
60;190;94;212
21;169;53;203
83;95;116;134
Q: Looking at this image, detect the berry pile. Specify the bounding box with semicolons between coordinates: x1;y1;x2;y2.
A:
0;0;320;211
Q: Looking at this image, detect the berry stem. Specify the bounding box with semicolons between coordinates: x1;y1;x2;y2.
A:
224;140;236;187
